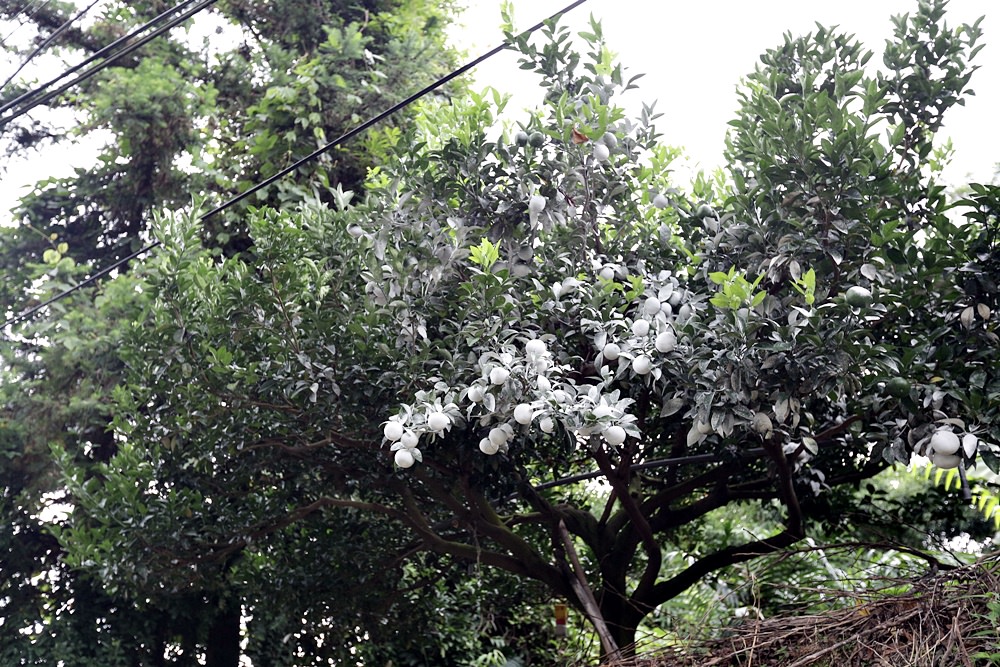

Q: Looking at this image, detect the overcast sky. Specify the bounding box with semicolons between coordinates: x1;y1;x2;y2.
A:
455;0;998;184
1;0;997;225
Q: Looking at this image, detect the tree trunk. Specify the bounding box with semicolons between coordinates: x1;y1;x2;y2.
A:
204;599;242;667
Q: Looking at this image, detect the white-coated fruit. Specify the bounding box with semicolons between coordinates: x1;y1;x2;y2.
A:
383;421;404;441
394;449;415;468
604;425;627;446
593;143;610;162
539;417;555;433
427;411;450;432
400;430;419;449
488;427;509;446
632;355;652;375
599;266;615;281
479;438;499;455
489;367;510;385
529;195;546;214
930;429;961;456
537;375;551;392
525;339;547;358
653;194;669;209
602;342;621;361
468;386;485;402
644;297;661;316
601;131;618;149
632;319;650;337
931;452;961;469
514;403;533;425
654;330;676;353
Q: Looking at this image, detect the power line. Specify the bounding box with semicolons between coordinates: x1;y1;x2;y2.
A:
0;0;210;121
1;0;104;92
0;0;52;47
1;0;590;331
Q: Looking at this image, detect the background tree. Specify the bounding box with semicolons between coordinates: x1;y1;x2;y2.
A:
0;0;468;664
42;2;998;662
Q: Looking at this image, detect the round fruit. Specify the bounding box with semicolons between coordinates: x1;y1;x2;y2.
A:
593;405;613;419
525;338;547;358
602;342;621;361
528;131;545;148
489;367;510;385
383;421;404;441
468;386;485;403
653;194;669;209
553;390;570;404
479;438;499;455
604;425;627;446
654;330;676;353
885;377;910;398
347;224;364;238
599;266;615;281
400;430;419;449
528;195;546;214
593;143;610;162
515;130;529;146
394;449;415;468
632;355;652;375
601;131;618;149
632;319;650;337
488;427;509;446
536;375;551;392
539;417;555;433
930;429;961;456
644;297;661;316
513;403;533;425
695;204;715;218
427;411;450;432
845;286;873;308
932;452;961;469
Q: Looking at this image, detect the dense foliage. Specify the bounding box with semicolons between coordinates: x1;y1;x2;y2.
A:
0;0;465;664
3;0;998;664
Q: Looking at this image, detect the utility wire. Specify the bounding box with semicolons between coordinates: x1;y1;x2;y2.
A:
0;0;208;120
0;0;52;47
1;0;590;331
1;0;103;92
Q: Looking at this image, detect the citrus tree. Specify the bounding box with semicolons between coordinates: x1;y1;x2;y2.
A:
53;2;997;659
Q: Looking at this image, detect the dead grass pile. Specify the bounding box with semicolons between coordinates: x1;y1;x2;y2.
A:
613;553;1000;667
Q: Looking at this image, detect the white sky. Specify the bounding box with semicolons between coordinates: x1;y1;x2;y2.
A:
1;0;997;225
455;0;998;184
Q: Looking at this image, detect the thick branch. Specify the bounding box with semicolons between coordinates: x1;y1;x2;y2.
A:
648;527;805;604
593;446;661;603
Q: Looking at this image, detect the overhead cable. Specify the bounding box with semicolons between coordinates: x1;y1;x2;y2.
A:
1;0;589;331
1;0;104;92
0;0;54;47
0;0;211;122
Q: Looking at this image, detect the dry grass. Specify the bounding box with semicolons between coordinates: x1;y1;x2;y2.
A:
609;553;1000;667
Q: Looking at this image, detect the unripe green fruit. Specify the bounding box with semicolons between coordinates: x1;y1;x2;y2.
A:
695;204;715;218
845;286;873;308
885;377;910;398
515;130;529;146
528;132;545;148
